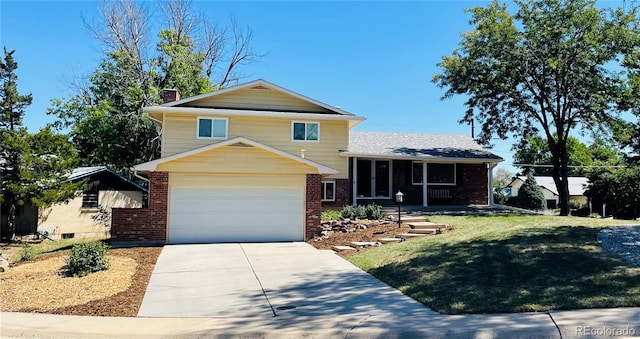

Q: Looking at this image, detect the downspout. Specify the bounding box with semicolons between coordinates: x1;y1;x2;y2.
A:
132;169;150;207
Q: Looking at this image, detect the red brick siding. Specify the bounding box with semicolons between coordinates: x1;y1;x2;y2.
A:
305;174;322;240
111;172;168;242
453;164;488;205
321;179;351;210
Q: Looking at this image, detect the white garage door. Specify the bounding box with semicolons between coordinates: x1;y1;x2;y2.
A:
168;187;304;244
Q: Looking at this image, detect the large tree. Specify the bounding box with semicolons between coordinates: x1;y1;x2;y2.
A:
0;49;81;240
50;0;262;176
513;135;594;176
433;0;639;215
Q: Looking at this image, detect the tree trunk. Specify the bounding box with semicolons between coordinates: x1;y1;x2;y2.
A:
550;139;571;216
8;204;16;242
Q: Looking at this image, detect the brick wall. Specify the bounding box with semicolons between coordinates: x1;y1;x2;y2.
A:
305;174;322;240
111;172;168;243
321;179;351;210
453;164;488;205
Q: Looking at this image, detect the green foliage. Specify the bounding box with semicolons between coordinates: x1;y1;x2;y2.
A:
494;189;509;205
514;136;595;176
365;204;383;220
48;1;260;176
586;166;640;219
355;205;368;219
19;244;34;261
1;49;81;240
516;172;546;210
321;209;342;222
65;241;110;277
339;204;382;220
433;0;640;215
340;205;357;219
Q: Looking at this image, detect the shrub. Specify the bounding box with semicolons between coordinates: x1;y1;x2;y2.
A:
365;204;383;220
516;172;546;210
321;209;342;222
19;244;35;261
340;205;357;219
569;200;582;210
65;241;110;277
355;205;368;219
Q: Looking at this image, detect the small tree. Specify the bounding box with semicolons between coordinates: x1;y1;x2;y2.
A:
517;172;546;210
0;48;81;240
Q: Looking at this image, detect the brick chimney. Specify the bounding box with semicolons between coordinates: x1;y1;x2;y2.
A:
162;89;180;104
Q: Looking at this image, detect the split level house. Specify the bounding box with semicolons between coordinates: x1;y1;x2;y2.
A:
111;79;503;245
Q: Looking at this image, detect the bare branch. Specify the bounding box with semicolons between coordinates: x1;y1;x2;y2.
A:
218;16;265;87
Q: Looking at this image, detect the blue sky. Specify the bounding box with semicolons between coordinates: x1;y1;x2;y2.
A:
0;1;624;172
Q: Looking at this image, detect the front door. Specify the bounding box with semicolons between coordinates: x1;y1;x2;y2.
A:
356;159;391;198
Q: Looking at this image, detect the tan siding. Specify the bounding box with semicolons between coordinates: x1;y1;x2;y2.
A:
157;145;316;174
162;115;349;179
38;190;143;239
183;87;335;113
169;173;306;188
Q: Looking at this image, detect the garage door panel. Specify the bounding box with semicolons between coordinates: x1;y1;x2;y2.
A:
169;188;303;244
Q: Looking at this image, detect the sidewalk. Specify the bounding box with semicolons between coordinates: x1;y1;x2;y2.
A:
2;307;639;338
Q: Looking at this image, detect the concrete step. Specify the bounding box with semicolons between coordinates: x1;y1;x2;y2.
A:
332;245;356;252
400;216;429;223
408;221;447;230
378;237;402;244
408;228;438;235
397;233;429;239
349;241;378;247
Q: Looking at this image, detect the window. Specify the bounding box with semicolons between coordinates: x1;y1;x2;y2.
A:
198;117;228;139
322;181;335;201
412;163;456;185
412;162;423;185
292;121;319;141
82;192;99;209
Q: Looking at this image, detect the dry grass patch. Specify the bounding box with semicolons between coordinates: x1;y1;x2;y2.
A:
1;255;136;312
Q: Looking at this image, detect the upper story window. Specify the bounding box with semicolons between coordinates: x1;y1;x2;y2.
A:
198;117;228;139
292;121;319;142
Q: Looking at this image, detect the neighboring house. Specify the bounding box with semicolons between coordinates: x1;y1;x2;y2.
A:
111;79;503;244
505;176;589;209
37;167;147;240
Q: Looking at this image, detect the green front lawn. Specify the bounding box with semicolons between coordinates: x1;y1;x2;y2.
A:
348;215;640;314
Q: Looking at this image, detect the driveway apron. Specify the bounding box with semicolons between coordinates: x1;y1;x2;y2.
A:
137;242;436;319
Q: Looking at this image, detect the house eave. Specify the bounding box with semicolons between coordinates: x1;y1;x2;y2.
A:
145;106;366;128
339;152;503;164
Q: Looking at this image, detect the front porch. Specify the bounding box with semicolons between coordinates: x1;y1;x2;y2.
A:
351;159;492;207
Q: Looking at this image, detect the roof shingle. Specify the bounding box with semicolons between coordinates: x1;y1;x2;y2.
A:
345;131;503;161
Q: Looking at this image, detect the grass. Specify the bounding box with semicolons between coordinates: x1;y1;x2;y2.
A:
0;237;106;263
348;215;640;314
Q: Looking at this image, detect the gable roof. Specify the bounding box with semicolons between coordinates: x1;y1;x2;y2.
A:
341;131;503;162
162;79;354;115
144;79;365;128
515;176;588;196
69;166;147;192
134;137;338;174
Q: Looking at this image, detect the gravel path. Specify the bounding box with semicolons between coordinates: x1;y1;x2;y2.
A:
598;225;640;267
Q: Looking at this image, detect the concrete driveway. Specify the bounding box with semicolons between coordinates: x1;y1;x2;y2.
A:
138;242;436;320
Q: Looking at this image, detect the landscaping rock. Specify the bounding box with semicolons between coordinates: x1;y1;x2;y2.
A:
0;255;9;272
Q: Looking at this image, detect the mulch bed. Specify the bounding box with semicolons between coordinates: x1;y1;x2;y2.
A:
1;247;161;317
